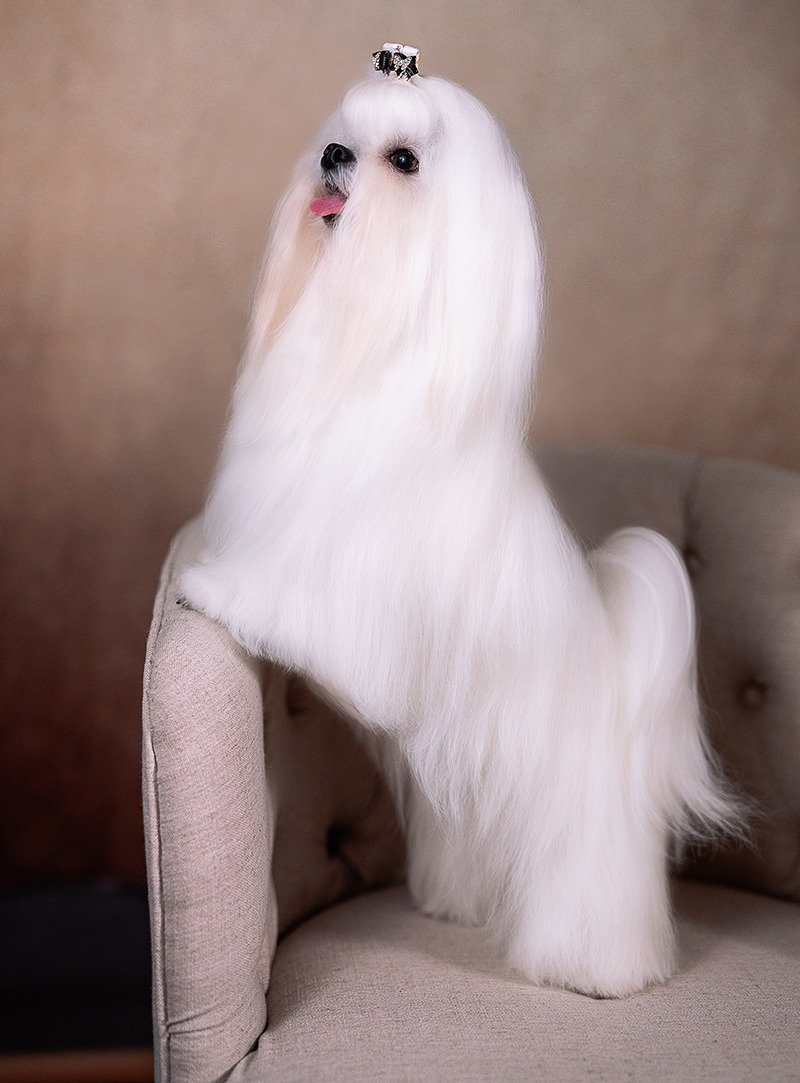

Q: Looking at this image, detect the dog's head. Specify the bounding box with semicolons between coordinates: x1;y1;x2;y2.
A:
249;67;543;434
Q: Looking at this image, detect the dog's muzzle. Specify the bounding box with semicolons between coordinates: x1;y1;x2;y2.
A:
310;143;354;221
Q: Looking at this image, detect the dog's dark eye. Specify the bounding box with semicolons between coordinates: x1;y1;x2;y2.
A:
388;147;419;174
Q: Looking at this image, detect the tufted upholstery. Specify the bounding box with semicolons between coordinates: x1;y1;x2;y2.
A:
142;448;800;1083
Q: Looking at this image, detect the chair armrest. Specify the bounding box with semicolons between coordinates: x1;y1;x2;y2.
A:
142;519;276;1083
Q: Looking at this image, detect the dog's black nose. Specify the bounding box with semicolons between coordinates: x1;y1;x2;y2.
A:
321;143;355;171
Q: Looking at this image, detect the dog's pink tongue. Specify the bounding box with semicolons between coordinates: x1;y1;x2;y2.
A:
310;192;347;217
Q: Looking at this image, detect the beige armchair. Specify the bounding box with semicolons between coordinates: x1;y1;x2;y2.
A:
142;448;800;1083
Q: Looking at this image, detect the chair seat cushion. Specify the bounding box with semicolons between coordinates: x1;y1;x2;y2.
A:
228;880;799;1083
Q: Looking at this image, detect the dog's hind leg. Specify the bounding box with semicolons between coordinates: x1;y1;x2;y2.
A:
506;527;737;997
504;752;678;998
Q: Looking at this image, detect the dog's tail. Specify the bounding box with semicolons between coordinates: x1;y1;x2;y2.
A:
592;528;740;843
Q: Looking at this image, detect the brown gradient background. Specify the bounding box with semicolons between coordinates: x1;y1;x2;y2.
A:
1;2;798;883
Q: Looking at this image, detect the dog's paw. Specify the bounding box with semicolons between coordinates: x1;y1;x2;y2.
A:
175;594;194;611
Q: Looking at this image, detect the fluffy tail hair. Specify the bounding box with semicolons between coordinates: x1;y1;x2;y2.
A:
592;527;742;847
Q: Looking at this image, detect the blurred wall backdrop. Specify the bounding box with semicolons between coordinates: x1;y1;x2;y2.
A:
1;1;798;882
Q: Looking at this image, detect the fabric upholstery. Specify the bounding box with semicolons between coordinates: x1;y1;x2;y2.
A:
230;882;800;1083
142;450;800;1082
143;527;274;1083
266;672;405;938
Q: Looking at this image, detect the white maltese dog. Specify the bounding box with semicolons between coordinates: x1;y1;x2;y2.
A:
181;47;736;997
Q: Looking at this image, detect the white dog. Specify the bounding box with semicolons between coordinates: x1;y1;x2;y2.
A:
180;51;736;997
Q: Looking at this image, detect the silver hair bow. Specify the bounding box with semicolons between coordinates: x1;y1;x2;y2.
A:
372;43;420;80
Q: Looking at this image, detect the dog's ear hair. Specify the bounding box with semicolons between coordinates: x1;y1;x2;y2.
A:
412;79;543;434
250;167;322;352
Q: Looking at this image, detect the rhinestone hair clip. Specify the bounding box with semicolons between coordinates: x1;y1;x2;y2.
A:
372;42;420;80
